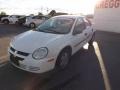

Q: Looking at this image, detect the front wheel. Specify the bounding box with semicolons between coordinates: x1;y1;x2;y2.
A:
56;49;71;69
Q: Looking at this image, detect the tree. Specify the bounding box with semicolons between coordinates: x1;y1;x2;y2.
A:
29;14;34;17
38;12;43;16
48;10;56;17
0;11;6;15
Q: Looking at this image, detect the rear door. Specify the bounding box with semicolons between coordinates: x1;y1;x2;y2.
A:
71;18;87;53
83;18;94;43
9;16;14;23
10;15;18;23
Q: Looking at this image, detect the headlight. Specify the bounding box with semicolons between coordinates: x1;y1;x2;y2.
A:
32;47;48;60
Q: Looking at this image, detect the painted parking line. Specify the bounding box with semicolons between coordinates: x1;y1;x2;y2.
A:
0;61;8;68
93;42;111;90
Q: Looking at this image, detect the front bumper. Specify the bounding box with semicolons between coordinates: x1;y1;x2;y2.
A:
8;47;56;73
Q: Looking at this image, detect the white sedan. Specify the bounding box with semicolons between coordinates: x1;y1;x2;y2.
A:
8;15;95;73
24;15;48;28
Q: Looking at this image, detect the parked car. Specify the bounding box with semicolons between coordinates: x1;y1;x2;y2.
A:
24;15;49;28
18;16;33;25
8;15;95;73
17;16;26;25
1;15;24;24
0;15;9;22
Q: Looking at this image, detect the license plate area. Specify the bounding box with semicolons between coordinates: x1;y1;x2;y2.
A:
10;53;24;66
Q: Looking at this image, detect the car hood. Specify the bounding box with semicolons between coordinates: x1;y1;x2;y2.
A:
11;30;63;53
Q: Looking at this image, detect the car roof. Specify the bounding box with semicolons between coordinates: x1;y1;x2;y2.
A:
54;15;85;19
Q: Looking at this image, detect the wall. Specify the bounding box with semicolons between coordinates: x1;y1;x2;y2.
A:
94;0;120;33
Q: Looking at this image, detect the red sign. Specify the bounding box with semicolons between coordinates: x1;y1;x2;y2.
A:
96;0;120;9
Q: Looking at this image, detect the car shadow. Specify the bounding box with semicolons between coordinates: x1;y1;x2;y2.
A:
0;43;105;90
23;44;105;90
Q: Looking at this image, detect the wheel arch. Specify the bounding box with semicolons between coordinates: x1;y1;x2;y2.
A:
55;45;72;68
2;19;9;23
57;45;72;60
61;46;72;54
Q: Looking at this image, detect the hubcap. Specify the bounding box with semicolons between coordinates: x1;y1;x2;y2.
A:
60;52;69;68
4;21;8;24
30;24;35;28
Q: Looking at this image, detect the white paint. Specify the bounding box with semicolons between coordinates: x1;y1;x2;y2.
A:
8;15;95;73
93;42;111;90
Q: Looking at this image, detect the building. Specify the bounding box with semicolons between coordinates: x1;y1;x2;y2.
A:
94;0;120;33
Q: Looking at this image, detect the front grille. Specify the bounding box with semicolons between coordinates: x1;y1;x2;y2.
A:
10;47;29;56
10;47;15;52
17;51;29;56
10;53;24;66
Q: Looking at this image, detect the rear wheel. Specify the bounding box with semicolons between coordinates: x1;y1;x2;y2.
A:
29;23;36;28
89;32;95;46
15;21;18;25
56;48;71;69
3;20;9;24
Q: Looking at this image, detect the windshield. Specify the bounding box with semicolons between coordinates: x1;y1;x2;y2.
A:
36;17;75;34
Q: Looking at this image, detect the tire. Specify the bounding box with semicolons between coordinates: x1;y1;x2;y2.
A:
15;21;18;25
55;48;71;69
29;23;36;28
89;32;95;46
3;20;9;24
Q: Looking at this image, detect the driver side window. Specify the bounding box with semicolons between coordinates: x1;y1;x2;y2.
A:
73;18;86;35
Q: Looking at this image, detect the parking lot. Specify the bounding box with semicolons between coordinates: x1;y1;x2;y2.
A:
0;24;28;62
0;24;120;90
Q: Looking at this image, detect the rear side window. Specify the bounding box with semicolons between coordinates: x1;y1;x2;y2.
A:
73;18;86;35
10;15;15;18
32;16;39;19
16;16;21;18
39;16;47;20
32;16;36;19
84;18;92;26
38;16;48;20
32;16;44;19
37;16;43;19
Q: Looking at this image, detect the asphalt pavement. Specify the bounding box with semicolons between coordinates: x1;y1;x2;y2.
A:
95;31;120;90
0;24;120;90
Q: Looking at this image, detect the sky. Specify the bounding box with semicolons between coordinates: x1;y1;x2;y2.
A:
0;0;100;15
